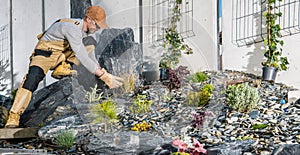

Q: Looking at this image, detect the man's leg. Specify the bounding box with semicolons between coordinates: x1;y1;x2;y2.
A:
5;49;55;128
5;66;45;128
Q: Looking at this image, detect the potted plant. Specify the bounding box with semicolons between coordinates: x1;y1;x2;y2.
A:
159;0;193;81
261;0;289;81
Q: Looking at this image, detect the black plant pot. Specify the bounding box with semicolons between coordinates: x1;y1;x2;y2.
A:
142;70;159;82
262;66;278;82
159;68;169;81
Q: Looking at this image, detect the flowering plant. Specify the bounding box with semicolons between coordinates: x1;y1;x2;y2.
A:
172;137;207;155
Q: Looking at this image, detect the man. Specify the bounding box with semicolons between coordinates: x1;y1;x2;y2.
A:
5;6;123;128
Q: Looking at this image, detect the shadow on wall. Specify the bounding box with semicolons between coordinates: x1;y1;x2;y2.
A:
142;17;216;73
244;3;266;76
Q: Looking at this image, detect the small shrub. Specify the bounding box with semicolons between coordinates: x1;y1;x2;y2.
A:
90;99;118;123
85;84;103;103
55;130;75;150
174;65;190;82
186;84;214;106
225;82;260;113
189;71;208;83
121;73;136;93
167;69;181;91
191;111;214;129
130;94;153;114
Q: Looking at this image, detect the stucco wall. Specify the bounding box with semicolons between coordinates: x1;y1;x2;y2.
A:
10;0;70;88
222;0;300;89
141;0;218;74
0;0;9;27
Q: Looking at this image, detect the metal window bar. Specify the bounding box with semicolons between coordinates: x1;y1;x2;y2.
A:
150;0;194;46
0;25;10;93
233;0;300;47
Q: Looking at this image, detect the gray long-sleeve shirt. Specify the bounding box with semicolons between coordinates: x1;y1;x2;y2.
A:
41;18;98;73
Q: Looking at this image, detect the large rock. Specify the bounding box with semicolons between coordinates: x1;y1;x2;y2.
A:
75;28;143;90
78;131;171;154
20;77;74;127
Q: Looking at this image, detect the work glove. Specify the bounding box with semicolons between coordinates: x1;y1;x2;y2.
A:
99;68;124;89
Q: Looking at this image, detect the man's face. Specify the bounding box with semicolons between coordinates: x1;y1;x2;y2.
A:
88;18;100;34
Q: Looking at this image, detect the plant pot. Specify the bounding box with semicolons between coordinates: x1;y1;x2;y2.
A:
159;68;169;81
262;66;278;82
142;70;159;82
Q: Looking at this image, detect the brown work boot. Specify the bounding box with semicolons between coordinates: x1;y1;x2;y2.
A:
5;112;20;128
51;62;77;79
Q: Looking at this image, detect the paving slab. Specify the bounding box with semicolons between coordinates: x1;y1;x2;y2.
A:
0;128;38;139
0;148;50;155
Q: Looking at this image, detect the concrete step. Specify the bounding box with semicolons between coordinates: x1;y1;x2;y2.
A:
0;148;50;155
0;128;38;139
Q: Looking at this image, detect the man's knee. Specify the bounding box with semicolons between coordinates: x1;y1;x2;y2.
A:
22;66;45;92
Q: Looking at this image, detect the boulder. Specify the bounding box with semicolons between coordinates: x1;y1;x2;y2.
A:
20;77;74;127
75;28;143;91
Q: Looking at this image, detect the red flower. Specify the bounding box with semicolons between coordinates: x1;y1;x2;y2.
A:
189;138;207;155
172;139;188;152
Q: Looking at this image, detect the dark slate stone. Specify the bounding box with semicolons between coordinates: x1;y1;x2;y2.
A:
272;144;300;155
207;140;257;155
20;77;74;127
249;110;259;119
0;94;12;109
75;28;143;91
70;0;91;19
77;131;171;155
0;105;9;128
138;143;177;155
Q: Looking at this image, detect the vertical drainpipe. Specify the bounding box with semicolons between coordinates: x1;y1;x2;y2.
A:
216;0;222;71
139;0;143;45
42;0;46;87
9;0;14;90
139;0;143;74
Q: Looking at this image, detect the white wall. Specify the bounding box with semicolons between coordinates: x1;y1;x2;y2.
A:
142;0;218;74
92;0;140;42
222;0;300;89
0;0;9;27
11;0;70;88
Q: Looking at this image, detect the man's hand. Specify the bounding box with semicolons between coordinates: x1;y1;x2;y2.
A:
98;68;124;89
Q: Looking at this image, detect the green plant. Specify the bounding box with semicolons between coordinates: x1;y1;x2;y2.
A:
225;83;260;113
121;73;136;93
159;0;193;69
262;0;289;71
186;84;214;106
89;99;118;123
188;71;208;83
130;94;153;114
252;123;268;130
85;84;103;103
54;129;75;150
